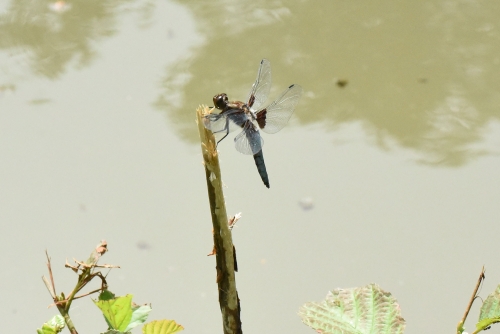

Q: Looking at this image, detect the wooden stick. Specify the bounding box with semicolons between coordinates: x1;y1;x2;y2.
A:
196;106;242;334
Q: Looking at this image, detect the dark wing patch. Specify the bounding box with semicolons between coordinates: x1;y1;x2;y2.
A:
256;108;267;129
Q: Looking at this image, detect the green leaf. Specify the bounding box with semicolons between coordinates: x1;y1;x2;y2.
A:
125;304;153;332
142;320;184;334
37;315;65;334
100;330;131;334
94;294;134;332
299;283;406;334
99;289;116;301
477;284;500;331
36;325;58;334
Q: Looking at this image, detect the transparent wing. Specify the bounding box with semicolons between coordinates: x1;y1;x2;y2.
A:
226;109;248;128
204;109;246;133
256;84;303;134
234;121;264;155
246;59;272;112
203;113;227;132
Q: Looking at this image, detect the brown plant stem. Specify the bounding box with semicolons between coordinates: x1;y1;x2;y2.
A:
43;242;110;334
196;105;242;334
44;252;79;334
457;266;485;334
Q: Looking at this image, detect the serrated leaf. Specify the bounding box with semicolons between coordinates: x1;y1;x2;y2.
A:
94;294;134;332
142;320;184;334
299;283;406;334
37;315;65;334
477;284;500;331
125;304;153;332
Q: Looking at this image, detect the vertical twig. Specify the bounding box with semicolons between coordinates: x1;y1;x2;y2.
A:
44;252;79;334
196;105;242;334
45;251;57;298
55;306;78;334
457;266;486;334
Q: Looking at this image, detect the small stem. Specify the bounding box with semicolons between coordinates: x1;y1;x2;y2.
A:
45;251;57;297
197;106;242;334
71;287;103;300
44;242;112;334
56;305;78;334
64;272;89;312
45;251;78;333
457;266;485;334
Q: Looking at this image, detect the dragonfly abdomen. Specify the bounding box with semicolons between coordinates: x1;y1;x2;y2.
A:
253;150;270;188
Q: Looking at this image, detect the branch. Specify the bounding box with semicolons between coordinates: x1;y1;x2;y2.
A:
457;266;486;334
196;105;242;334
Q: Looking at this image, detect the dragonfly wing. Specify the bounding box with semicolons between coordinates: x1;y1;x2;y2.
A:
226;109;248;128
234;121;264;155
204;109;246;133
203;113;228;133
246;59;272;112
256;84;303;134
204;110;248;144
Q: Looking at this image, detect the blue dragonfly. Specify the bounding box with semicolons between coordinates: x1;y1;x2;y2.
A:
204;59;302;188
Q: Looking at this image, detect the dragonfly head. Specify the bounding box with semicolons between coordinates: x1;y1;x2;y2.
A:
213;93;228;110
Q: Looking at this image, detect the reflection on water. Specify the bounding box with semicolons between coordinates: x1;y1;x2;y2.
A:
1;0;499;166
419;90;487;166
0;84;15;98
155;0;500;166
0;0;155;78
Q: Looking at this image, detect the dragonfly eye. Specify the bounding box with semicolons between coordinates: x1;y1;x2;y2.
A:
213;93;228;110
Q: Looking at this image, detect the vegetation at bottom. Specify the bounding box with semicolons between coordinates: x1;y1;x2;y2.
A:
298;269;500;334
35;106;500;334
38;241;183;334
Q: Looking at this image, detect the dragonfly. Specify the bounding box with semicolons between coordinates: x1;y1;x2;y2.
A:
203;59;302;188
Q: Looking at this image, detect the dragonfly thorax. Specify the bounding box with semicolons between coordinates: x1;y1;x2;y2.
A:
249;110;258;121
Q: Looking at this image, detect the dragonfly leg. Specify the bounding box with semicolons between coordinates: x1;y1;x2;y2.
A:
216;129;229;147
210;119;230;148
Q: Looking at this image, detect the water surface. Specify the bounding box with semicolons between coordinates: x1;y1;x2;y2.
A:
1;1;500;333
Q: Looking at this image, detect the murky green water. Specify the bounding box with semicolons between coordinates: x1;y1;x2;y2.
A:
1;1;500;333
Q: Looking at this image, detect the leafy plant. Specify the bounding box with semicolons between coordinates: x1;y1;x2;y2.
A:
298;267;500;334
477;284;500;331
40;241;183;334
299;284;405;334
37;315;65;334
